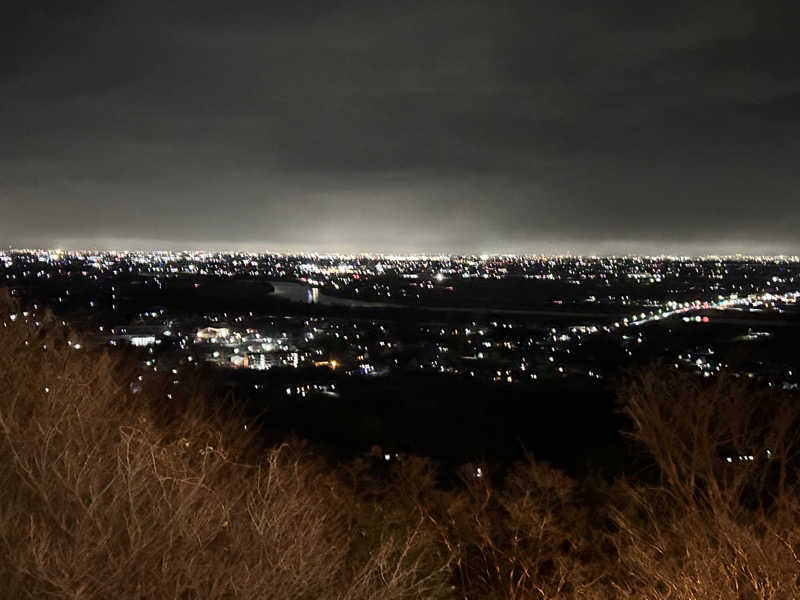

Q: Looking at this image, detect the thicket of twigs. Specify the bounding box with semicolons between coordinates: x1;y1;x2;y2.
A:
2;289;799;599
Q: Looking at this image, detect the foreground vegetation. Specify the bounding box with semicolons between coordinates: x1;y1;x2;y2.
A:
2;291;800;599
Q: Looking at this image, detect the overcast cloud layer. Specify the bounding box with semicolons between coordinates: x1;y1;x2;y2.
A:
2;1;799;254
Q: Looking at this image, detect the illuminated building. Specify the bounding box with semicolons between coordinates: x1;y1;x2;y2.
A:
196;326;230;341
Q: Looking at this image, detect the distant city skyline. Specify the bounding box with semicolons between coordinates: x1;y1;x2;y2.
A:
4;246;799;262
2;2;799;253
4;238;800;258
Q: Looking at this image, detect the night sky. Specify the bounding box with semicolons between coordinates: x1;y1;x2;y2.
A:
2;1;799;254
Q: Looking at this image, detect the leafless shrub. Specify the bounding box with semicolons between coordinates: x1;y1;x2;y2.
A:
0;291;453;599
4;287;800;600
610;368;800;599
406;458;605;600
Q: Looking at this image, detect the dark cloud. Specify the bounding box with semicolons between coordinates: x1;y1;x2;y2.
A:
1;0;799;253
